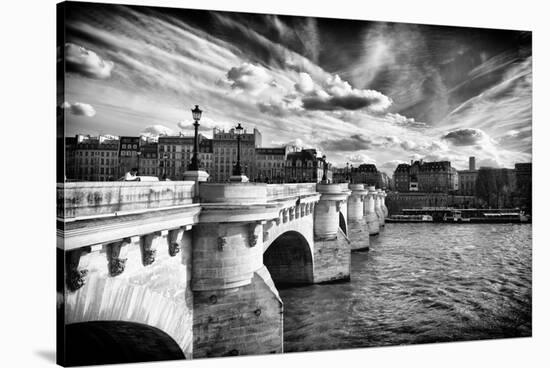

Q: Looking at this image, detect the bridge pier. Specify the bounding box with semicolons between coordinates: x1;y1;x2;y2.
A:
381;190;388;218
364;186;380;235
375;189;386;227
313;184;352;282
191;184;284;358
347;184;370;251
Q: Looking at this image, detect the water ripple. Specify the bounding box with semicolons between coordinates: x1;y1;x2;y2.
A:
279;224;532;352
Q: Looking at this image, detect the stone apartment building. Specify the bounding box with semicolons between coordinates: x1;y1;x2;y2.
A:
157;133;212;180
255;146;294;183
392;159;458;193
72;135;119;181
139;141;159;177
64;126;337;184
351;164;378;186
65;136;77;180
457;156;478;196
118;136;140;178
284;149;331;183
211;127;261;182
458;170;478;195
199;138;214;174
393;163;411;192
333;164;389;188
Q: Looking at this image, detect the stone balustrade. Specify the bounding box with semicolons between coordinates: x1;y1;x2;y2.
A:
58;181;196;219
266;183;318;201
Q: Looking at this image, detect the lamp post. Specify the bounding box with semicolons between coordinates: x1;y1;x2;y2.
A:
321;155;328;183
189;105;202;171
346;162;350;183
229;123;249;182
233;123;243;176
350;164;354;184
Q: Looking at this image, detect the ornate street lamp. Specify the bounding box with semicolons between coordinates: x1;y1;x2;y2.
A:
321;155;328;183
189;105;202;171
233;123;244;176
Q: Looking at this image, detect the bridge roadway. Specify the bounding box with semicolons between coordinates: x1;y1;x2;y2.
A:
57;179;388;364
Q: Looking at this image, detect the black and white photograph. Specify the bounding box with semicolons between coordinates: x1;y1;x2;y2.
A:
16;0;542;366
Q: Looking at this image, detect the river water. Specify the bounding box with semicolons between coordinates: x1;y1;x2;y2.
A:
279;223;532;352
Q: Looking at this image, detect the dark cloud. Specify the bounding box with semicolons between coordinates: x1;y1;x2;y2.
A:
64;43;114;79
441;128;486;146
300;74;392;112
303;94;378;111
320;134;373;151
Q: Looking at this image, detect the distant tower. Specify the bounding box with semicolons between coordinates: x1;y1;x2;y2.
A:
469;156;476;171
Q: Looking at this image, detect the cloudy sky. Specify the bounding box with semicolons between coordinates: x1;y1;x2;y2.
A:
61;2;532;173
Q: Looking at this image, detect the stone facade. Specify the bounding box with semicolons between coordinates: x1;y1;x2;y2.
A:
393;160;458;193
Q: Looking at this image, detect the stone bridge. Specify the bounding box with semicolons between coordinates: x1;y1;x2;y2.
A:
57;179;388;365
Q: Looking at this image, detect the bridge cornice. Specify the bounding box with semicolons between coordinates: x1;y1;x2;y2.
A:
58;204;201;250
198;203;281;223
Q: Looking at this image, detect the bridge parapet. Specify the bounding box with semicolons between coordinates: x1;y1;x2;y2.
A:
266;183;318;201
58;181;196;219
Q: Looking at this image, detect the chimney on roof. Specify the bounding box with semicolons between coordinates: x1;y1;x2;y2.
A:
469;156;475;171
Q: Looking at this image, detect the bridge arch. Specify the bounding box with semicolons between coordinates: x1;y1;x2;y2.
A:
339;211;348;236
64;321;185;366
263;231;314;286
64;254;194;361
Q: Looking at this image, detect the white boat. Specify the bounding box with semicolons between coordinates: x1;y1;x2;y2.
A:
386;214;433;223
